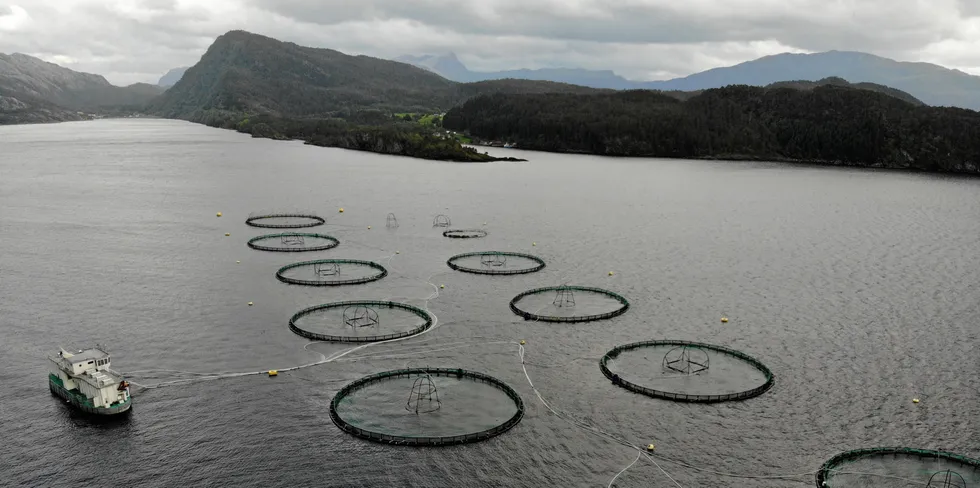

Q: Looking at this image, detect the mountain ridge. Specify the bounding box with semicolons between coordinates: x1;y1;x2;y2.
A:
395;50;980;109
147;30;604;161
0;52;164;123
149;30;603;122
393;52;638;88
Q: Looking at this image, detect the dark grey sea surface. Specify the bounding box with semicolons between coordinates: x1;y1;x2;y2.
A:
1;119;978;487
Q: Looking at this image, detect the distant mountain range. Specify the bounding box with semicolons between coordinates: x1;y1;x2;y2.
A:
394;53;639;89
394;51;980;110
0;52;164;124
4;29;973;170
157;67;188;87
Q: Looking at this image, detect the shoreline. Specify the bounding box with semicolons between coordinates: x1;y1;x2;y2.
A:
0;114;165;127
185;115;527;163
466;144;980;176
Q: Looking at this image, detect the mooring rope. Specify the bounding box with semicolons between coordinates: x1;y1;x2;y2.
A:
127;249;446;389
518;343;683;487
607;449;642;488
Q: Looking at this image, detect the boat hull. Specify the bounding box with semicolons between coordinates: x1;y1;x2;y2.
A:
49;375;131;416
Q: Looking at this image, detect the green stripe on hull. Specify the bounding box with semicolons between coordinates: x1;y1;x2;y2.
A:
49;373;132;415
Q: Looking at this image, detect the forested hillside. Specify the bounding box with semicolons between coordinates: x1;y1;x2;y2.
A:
443;86;980;174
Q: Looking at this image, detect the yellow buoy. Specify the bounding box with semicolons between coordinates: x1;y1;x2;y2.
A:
268;370;278;376
440;284;445;289
913;398;920;403
520;340;526;345
248;301;253;306
367;226;372;229
216;212;222;217
225;233;231;236
396;251;400;254
338;208;344;213
236;260;240;264
721;317;729;323
532;242;537;246
647;444;655;452
608;271;614;276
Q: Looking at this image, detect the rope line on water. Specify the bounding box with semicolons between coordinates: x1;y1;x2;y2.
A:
127;249;448;390
607;450;641;488
518;344;683;488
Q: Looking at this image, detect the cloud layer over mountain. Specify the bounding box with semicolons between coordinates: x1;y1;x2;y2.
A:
1;0;978;85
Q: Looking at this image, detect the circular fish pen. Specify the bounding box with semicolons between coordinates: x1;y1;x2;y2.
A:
443;229;487;239
815;448;980;487
509;286;629;322
330;368;524;446
289;300;432;343
247;233;339;252
600;340;774;403
245;213;325;229
446;251;546;275
276;259;387;286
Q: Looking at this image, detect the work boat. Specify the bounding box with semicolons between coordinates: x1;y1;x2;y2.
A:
49;347;132;415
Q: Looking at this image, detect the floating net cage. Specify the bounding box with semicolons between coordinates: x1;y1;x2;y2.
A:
509;286;629;323
600;340;774;403
443;229;488;239
663;345;710;375
289;301;431;343
386;213;399;228
245;213;325;229
330;368;524;446
247;233;339;252
433;215;452;227
277;259;387;286
281;234;305;246
447;252;546;276
928;470;968;488
314;261;341;276
815;448;980;488
406;374;441;414
343;305;380;329
482;254;507;267
552;286;575;307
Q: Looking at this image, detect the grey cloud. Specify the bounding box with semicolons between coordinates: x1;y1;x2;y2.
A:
138;0;179;11
0;0;977;85
958;0;980;16
0;1;230;84
244;0;968;52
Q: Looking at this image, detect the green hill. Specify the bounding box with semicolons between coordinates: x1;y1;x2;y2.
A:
766;77;924;106
149;30;601;124
146;30;604;161
444;85;980;174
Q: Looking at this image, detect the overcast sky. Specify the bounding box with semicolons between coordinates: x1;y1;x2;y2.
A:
1;0;979;86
